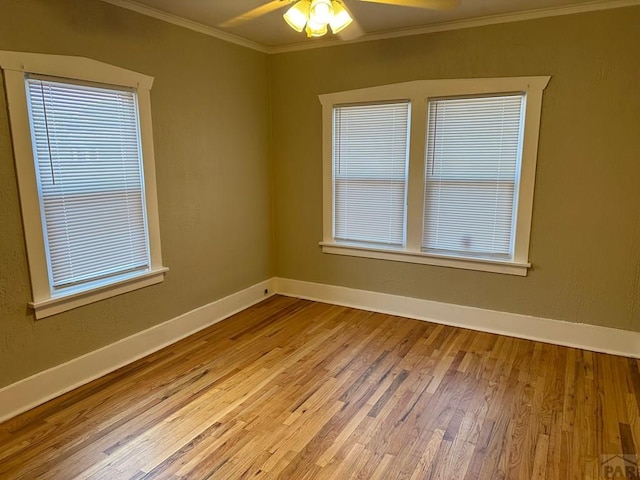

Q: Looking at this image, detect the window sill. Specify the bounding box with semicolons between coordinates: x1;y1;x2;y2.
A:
320;242;530;276
29;267;169;319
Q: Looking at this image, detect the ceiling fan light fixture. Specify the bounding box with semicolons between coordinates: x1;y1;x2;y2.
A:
329;2;352;34
309;0;333;25
283;0;354;38
283;0;310;33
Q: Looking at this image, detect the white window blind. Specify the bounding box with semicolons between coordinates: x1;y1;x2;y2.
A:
423;94;525;259
333;102;410;246
26;76;150;290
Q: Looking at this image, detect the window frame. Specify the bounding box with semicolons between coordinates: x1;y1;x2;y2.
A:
319;77;550;276
0;51;167;318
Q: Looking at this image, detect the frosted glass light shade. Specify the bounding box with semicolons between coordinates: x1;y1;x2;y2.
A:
284;0;310;32
306;18;328;37
329;2;352;33
309;0;333;25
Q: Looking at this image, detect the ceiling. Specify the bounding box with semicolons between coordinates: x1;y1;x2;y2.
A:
102;0;635;51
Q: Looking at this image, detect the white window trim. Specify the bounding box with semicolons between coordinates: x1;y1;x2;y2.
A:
319;77;550;276
0;51;167;318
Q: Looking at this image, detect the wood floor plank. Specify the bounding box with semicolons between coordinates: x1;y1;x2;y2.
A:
1;295;638;479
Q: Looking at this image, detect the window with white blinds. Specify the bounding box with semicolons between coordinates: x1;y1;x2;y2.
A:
333;102;410;246
1;51;165;318
320;77;549;275
26;77;150;291
423;94;525;259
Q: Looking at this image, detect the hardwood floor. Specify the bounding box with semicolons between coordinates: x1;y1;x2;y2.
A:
1;295;639;479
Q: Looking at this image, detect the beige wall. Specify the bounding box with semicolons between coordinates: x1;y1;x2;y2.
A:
0;0;272;388
270;7;640;331
1;1;639;390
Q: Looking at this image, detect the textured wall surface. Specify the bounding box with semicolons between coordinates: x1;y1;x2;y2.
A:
270;7;640;331
0;0;272;388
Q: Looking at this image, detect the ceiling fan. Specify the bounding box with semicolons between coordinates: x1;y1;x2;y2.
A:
220;0;460;39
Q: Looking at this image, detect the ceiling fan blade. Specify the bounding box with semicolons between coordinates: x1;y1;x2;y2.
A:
219;0;289;28
359;0;459;10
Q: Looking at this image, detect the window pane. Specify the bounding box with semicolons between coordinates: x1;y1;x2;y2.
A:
423;94;524;258
333;102;410;246
26;77;150;289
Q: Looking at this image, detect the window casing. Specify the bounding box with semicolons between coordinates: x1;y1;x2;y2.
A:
0;51;167;318
319;78;550;276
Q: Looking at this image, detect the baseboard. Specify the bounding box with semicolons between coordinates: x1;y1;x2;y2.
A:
0;278;276;424
3;276;638;424
274;277;640;359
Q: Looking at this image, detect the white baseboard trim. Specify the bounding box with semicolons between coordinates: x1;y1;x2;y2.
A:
274;277;640;359
0;278;275;424
3;276;638;424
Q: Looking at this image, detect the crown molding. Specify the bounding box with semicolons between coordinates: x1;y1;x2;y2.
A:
99;0;640;55
99;0;268;53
